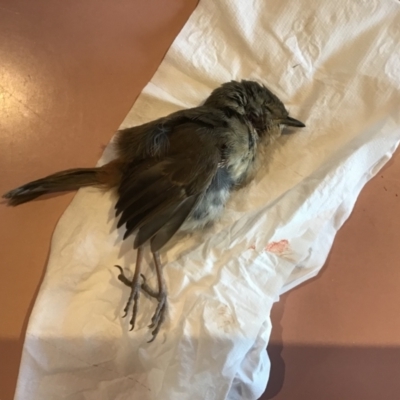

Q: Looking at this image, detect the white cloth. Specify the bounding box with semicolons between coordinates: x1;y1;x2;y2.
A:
15;0;400;399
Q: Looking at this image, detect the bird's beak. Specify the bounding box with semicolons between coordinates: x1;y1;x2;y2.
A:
282;116;306;128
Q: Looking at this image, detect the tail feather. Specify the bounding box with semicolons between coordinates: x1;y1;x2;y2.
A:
3;164;120;206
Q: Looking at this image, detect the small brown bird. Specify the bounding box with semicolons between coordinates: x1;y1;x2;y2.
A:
3;80;305;341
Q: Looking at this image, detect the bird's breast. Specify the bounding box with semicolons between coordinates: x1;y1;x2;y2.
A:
182;122;259;232
181;167;235;231
226;132;258;183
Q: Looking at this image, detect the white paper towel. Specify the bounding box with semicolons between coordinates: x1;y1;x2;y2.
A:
14;0;400;399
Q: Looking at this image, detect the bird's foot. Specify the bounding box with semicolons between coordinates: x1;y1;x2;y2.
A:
114;265;141;330
141;274;168;342
114;265;132;287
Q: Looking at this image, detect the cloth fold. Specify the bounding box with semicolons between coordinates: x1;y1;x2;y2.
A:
15;0;400;399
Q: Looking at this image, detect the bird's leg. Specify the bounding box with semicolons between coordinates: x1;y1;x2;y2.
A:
140;251;167;342
114;245;144;331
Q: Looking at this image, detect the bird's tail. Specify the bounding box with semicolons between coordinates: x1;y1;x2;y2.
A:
3;160;122;206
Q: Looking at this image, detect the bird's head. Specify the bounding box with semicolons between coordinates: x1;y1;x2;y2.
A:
204;79;305;137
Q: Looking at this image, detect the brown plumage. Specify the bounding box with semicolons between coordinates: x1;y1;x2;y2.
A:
3;80;305;341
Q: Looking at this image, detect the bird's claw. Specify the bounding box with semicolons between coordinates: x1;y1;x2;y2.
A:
115;268;167;342
115;265;140;329
140;274;167;342
140;273;159;297
147;292;167;343
114;265;132;287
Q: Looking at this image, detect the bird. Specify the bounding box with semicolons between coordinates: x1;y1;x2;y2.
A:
3;79;305;342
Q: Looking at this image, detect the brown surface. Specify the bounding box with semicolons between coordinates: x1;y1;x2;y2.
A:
0;1;198;399
0;1;399;399
263;153;400;400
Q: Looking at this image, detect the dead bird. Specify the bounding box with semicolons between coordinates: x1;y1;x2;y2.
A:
3;80;305;341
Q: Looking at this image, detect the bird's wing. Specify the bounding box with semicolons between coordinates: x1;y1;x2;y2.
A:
114;106;228;163
115;122;221;252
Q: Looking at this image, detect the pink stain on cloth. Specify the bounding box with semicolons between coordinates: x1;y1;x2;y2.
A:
265;239;290;255
248;240;291;256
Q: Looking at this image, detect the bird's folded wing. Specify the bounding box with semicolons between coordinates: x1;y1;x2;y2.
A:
115;123;221;250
